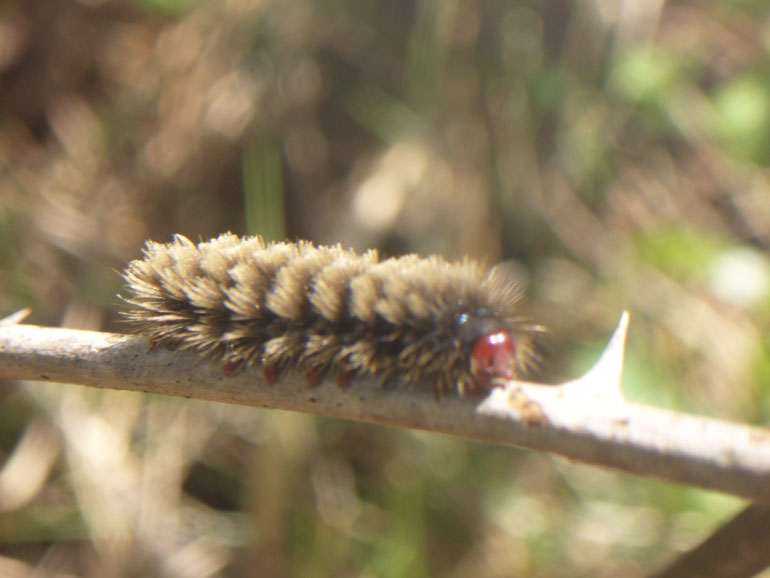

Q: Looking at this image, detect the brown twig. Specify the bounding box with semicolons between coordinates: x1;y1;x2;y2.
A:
649;504;770;578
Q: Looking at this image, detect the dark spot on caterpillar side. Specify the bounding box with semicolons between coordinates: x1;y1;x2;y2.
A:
262;365;279;385
335;371;354;390
121;233;542;395
222;360;242;377
304;369;324;388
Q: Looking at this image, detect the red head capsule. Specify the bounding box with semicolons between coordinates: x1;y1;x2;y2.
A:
470;330;516;389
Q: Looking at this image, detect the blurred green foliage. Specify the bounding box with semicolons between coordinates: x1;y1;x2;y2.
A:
633;226;726;282
133;0;197;16
713;72;770;164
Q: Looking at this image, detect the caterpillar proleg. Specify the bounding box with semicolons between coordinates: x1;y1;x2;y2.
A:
122;233;539;395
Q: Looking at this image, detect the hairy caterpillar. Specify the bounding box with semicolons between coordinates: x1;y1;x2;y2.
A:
122;233;539;395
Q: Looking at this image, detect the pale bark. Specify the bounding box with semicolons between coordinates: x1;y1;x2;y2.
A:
0;314;768;504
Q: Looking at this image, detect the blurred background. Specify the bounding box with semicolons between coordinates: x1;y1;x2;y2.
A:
0;0;769;576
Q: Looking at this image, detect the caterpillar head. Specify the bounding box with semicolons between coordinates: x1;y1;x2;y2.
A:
470;329;517;388
457;311;522;391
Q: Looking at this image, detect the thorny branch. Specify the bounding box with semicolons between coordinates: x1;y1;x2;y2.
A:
0;313;768;505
